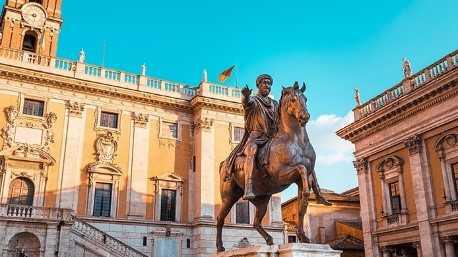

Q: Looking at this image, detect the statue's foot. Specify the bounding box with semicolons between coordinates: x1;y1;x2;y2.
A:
316;196;332;206
243;193;256;201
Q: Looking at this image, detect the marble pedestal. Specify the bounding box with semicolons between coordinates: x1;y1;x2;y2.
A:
213;243;341;257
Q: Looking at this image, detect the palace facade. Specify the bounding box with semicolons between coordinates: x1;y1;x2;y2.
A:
0;0;284;256
337;50;458;257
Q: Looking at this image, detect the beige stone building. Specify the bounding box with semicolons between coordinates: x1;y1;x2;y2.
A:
0;0;284;256
281;188;363;257
337;50;458;257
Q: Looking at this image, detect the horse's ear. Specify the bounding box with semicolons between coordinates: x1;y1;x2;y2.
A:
281;86;286;95
301;82;306;93
293;81;299;90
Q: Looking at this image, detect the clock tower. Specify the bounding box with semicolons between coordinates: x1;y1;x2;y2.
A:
0;0;63;58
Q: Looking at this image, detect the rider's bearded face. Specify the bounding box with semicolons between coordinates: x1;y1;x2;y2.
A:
258;79;272;97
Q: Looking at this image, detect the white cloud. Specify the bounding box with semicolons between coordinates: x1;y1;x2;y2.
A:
281;112;356;202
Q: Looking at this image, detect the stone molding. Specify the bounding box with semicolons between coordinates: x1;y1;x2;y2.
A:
132;112;149;127
377;155;404;179
65;100;84;117
405;135;423;155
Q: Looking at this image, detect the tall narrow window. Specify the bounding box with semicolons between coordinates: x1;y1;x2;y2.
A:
22;31;38;52
23;98;44;117
236;201;250;224
452;163;458;198
233;127;244;142
160;189;176;221
100;111;119;129
8;178;34;206
162;121;178;139
389;181;401;214
93;183;112;217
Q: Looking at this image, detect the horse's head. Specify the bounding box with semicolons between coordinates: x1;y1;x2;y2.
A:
280;81;310;127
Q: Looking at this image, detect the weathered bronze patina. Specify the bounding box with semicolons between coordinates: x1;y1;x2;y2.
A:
217;76;331;252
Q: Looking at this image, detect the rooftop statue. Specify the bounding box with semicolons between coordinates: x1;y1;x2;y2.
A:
217;75;331;253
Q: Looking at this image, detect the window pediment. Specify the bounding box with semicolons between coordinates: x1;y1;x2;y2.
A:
87;163;122;176
435;133;458;159
151;172;184;183
378;155;403;180
3;144;56;166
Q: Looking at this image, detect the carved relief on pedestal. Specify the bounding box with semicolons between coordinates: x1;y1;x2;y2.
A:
405;135;422;155
132;112;149;127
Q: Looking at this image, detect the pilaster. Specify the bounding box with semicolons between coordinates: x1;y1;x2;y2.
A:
354;158;380;257
127;112;150;218
57;101;86;210
404;135;443;257
193;116;216;222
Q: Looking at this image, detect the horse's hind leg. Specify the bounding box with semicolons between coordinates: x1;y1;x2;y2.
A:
297;166;311;243
253;195;274;245
216;182;243;252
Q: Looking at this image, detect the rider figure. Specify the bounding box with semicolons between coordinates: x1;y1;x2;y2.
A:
241;74;278;200
240;74;331;205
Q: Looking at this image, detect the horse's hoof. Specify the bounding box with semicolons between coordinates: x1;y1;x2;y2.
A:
217;246;225;253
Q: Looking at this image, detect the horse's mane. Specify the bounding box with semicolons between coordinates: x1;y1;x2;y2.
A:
276;86;294;127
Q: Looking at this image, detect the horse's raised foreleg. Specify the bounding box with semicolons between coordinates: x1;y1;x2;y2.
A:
216;179;243;253
252;195;274;245
296;165;311;243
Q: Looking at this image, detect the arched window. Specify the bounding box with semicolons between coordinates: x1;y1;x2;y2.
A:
8;177;34;206
22;31;38;53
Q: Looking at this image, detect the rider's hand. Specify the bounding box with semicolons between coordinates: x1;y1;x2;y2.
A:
241;85;252;97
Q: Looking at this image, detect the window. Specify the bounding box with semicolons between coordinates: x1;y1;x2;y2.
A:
236;201;250;224
389;181;401;214
143;236;147;246
186;239;191;248
100;111;119;129
23;98;44;117
233;127;244;142
162;121;178;139
93;183;112;217
453;163;458;198
29;0;43;3
8;178;34;205
22;31;38;52
288;235;297;243
160;189;176;221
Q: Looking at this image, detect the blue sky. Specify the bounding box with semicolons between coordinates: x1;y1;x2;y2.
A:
9;0;458;199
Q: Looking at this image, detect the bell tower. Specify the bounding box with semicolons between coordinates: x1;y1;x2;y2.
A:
0;0;63;58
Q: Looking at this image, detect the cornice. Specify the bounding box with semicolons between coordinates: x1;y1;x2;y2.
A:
0;63;195;112
337;68;457;143
191;95;243;114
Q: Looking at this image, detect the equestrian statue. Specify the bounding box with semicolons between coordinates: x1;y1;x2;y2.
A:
216;74;331;253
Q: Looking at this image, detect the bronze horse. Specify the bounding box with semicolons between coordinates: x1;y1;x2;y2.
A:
217;82;316;252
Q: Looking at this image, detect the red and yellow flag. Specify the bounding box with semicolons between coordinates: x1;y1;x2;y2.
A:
218;65;235;82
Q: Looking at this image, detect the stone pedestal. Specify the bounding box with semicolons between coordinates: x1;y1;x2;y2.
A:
212;244;341;257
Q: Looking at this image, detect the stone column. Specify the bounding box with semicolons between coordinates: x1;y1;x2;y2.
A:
127;113;150;218
354;158;380;257
57;101;86;210
193;117;215;221
444;238;456;257
405;135;443;257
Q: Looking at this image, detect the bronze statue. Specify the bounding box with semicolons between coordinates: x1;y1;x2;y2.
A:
216;76;331;252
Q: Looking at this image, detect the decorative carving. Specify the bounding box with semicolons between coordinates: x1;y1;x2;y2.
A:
1;106;18;149
95;131;118;164
194;117;213;129
405;135;422;155
435;133;457;158
378;155;403;180
42;112;57;150
353;158;368;175
132;112;149;127
66;100;85;116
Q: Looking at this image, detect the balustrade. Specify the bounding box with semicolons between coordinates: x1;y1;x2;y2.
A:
355;51;458;120
0;204;73;221
386;214;400;225
72;219;147;257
